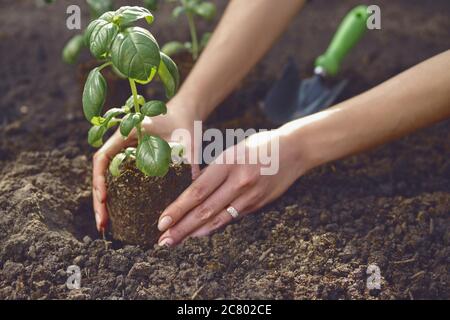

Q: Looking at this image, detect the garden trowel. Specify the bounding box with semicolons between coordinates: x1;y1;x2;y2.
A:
263;5;369;125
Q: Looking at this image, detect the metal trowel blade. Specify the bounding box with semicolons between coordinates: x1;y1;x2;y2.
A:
262;58;301;125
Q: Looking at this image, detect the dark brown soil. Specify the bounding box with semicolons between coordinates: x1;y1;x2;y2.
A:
171;51;196;81
0;0;449;300
106;162;192;247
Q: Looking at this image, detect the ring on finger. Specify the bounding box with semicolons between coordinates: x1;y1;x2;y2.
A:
226;206;239;219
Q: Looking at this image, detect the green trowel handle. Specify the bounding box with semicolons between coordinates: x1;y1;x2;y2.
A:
315;5;369;76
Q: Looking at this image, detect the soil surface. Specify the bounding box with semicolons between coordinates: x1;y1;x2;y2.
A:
0;0;449;299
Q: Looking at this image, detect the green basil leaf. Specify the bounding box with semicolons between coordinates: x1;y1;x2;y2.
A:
124;147;137;157
169;142;185;164
136;134;171;176
98;11;115;22
62;34;85;64
85;19;104;46
86;0;114;19
119;113;144;137
113;6;154;26
104;107;126;119
133;112;145;123
172;6;185;19
111;27;161;83
119;114;133;137
170;142;185;156
125;95;145;108
102;107;126;127
107;119;121;129
184;41;193;51
88;125;107;147
141;100;167;117
109;152;127;177
88;20;119;59
83;68;107;122
90;116;105;126
158;52;180;98
84;16;114;45
161;41;187;57
193;2;216;20
184;0;201;11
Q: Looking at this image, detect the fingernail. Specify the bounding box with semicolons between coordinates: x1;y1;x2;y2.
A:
158;216;173;231
95;211;100;229
94;188;102;203
158;238;173;247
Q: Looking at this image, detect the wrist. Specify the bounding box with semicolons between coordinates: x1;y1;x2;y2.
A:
276;126;313;178
170;87;215;122
167;93;204;122
277;117;332;175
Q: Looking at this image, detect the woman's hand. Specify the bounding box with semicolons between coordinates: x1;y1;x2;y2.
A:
157;129;309;246
157;50;450;246
92;98;200;232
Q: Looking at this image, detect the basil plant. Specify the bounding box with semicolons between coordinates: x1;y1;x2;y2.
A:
62;0;159;64
161;0;216;60
83;6;180;177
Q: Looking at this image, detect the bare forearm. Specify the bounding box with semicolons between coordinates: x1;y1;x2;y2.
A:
281;50;450;171
174;0;305;119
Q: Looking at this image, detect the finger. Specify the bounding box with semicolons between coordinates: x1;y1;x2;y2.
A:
189;195;251;238
92;130;136;231
189;210;233;238
93;130;136;201
92;153;108;204
191;163;201;180
157;164;228;232
158;179;241;245
93;192;109;232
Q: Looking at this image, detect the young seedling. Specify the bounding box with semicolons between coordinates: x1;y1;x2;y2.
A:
83;6;181;177
161;0;216;60
62;0;160;64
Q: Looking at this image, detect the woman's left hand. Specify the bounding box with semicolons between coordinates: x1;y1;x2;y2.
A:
157;128;309;246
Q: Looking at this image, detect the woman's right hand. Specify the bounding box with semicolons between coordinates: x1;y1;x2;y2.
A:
92;98;200;232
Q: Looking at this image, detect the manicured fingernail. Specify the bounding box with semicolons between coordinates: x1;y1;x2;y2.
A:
158;216;172;231
158;238;173;247
94;188;102;203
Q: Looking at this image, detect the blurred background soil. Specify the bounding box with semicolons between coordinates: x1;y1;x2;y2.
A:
0;0;448;299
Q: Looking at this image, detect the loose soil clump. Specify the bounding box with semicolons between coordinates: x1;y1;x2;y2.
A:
106;162;192;247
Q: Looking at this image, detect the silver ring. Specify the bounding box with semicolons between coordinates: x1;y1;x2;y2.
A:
226;206;239;219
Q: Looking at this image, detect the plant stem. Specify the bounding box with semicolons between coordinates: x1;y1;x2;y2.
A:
186;11;199;60
98;61;112;71
129;78;143;143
